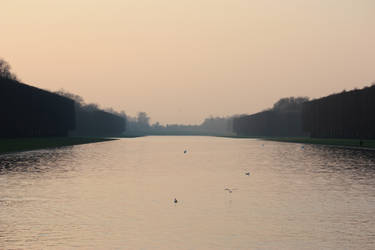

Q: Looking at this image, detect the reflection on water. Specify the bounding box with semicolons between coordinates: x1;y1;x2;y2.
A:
0;148;75;174
273;144;375;183
1;137;375;249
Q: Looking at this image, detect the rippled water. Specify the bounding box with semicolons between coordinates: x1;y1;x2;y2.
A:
1;136;375;249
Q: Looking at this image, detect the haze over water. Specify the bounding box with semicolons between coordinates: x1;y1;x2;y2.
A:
1;137;375;249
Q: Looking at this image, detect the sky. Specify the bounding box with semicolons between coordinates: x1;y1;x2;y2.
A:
2;0;375;124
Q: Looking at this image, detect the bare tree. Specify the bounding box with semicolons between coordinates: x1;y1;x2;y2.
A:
0;58;18;80
55;89;85;106
273;97;309;112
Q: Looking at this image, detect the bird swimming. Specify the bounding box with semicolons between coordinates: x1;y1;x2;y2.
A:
224;188;238;193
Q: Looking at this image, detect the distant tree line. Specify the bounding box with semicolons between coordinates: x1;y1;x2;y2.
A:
233;97;309;137
55;90;126;136
302;85;375;139
123;112;235;136
150;116;234;136
125;112;150;133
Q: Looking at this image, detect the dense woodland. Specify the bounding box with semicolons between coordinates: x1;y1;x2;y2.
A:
2;57;375;140
233;97;308;137
1;58;126;138
55;90;126;137
302;85;375;139
234;85;375;140
0;77;75;138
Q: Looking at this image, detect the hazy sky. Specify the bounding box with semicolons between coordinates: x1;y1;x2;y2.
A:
2;0;375;124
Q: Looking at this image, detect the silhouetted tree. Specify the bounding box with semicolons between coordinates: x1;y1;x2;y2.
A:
0;78;75;137
137;112;150;129
55;90;126;136
273;97;309;112
200;116;234;134
55;89;84;106
302;84;375;139
0;58;17;80
233;97;309;137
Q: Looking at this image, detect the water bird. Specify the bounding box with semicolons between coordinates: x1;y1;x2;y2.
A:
224;188;237;193
224;187;238;193
174;198;178;203
245;172;250;176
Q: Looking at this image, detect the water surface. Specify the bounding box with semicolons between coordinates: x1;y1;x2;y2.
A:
1;136;375;249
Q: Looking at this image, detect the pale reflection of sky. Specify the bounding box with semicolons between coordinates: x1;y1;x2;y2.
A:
0;137;375;249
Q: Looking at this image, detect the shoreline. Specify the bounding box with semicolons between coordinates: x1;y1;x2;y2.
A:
232;136;375;150
2;135;375;155
263;137;375;150
0;137;117;155
215;135;375;150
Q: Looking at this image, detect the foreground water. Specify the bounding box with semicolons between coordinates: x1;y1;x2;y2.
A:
1;136;375;249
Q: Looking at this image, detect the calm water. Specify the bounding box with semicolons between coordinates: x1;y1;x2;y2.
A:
1;136;375;249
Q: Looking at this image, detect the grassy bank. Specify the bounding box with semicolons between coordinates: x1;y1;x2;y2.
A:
0;137;116;154
264;137;375;149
